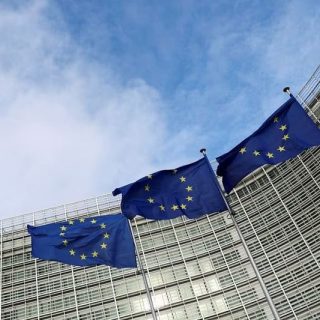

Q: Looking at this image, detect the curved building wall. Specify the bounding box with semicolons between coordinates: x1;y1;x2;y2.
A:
228;66;320;320
229;147;320;320
0;201;273;320
0;66;319;320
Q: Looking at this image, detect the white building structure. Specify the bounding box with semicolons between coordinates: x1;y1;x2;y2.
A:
1;66;320;320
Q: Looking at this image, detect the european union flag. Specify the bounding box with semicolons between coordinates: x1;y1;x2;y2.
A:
217;96;320;193
113;157;227;220
28;214;137;268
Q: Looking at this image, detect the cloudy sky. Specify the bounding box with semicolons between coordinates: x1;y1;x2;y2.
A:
0;0;319;218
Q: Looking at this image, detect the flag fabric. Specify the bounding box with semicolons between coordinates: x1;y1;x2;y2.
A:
216;96;320;193
28;214;137;268
113;157;227;220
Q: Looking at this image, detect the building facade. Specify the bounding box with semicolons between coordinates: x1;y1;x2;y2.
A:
1;66;320;320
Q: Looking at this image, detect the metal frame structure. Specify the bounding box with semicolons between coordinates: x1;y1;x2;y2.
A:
1;65;320;319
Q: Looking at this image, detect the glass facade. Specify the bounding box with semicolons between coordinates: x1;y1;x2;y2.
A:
1;65;320;320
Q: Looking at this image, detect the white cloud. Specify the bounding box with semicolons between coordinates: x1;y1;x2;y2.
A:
245;0;320;111
1;0;319;218
0;1;193;218
195;0;320;153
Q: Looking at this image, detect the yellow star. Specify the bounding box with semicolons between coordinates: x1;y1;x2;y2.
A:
60;232;65;237
172;169;178;174
80;254;86;260
180;204;187;210
186;186;192;192
186;196;193;202
277;146;286;152
144;184;150;191
68;220;74;225
91;219;97;224
282;134;289;140
159;205;165;211
147;197;155;204
253;150;260;156
266;152;274;158
104;233;110;239
239;147;246;154
63;239;68;246
279;124;287;131
273;117;279;123
60;226;67;231
100;223;106;229
100;243;107;249
180;176;186;182
171;204;179;211
92;251;98;257
69;249;76;256
147;174;152;179
79;218;85;223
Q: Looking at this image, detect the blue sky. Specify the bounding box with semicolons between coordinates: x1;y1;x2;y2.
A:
0;0;319;217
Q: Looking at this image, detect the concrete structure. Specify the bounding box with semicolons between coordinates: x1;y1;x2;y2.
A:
1;66;319;320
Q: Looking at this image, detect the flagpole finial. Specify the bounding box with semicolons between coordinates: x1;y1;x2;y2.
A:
283;87;291;95
200;148;207;155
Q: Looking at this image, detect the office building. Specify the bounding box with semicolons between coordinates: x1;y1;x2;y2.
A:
1;66;320;319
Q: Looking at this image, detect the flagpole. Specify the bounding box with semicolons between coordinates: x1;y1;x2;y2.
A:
200;149;281;320
129;222;158;320
32;213;41;320
283;86;320;189
283;86;320;125
277;88;320;268
62;207;81;320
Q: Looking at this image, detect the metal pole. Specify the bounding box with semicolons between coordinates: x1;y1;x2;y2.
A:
63;206;80;320
133;219;161;319
205;215;250;318
283;86;320;125
32;213;41;320
280;88;320;268
233;186;297;318
95;198;121;320
129;222;158;320
230;216;282;320
200;149;281;320
169;219;205;320
283;87;320;190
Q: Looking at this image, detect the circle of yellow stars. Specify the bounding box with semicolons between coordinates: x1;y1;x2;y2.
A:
59;218;110;261
144;169;194;214
238;116;289;159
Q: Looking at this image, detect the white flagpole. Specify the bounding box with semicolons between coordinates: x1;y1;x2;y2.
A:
283;86;320;125
129;223;158;320
200;149;281;320
283;86;320;190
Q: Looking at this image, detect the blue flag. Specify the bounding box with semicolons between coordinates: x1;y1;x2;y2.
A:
28;214;137;268
216;96;320;193
113;157;227;220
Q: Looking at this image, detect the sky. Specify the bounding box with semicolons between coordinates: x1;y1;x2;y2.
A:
0;0;319;218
